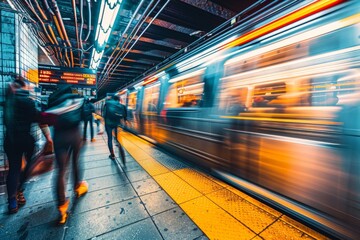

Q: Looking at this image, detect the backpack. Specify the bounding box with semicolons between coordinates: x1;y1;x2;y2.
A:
105;101;126;127
45;94;84;129
82;102;92;119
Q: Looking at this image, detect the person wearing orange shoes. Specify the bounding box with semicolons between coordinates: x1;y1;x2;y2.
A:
45;85;88;224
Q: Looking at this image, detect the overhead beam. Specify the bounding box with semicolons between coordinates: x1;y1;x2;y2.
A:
179;0;235;19
146;18;195;35
138;36;186;50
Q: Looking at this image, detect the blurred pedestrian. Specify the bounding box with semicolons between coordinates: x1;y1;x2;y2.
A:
4;77;52;213
46;85;88;224
103;95;127;164
82;98;95;142
93;113;103;134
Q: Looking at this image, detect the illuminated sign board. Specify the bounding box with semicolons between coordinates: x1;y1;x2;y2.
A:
38;64;96;87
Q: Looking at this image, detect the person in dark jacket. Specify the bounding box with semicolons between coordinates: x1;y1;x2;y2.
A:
46;85;88;224
103;95;127;164
82;98;95;142
4;78;52;213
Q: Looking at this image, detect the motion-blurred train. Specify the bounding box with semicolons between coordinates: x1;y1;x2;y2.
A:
96;0;360;238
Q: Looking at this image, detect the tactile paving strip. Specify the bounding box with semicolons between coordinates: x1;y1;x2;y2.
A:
135;158;170;176
259;219;321;240
226;184;252;199
174;168;224;195
181;196;256;240
152;155;188;171
154;172;202;204
121;138;151;161
207;189;279;234
244;196;282;218
279;215;331;240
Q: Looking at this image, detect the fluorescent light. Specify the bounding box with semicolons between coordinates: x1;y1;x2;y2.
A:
90;0;122;69
6;0;16;10
39;45;55;65
90;48;104;69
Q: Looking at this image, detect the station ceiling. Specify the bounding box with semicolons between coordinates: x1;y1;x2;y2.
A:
12;0;273;98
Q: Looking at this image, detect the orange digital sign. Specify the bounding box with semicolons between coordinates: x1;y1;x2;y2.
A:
38;65;97;87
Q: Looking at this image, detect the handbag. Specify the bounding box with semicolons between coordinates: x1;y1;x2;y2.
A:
26;141;55;179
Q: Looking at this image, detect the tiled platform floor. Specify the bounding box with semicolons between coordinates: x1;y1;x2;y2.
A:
0;127;329;240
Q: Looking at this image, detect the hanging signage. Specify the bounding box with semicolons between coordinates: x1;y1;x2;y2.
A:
38;64;96;87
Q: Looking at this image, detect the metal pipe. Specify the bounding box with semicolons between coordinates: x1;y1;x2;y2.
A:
79;0;84;45
22;0;62;64
72;0;81;66
127;0;288;87
79;0;85;66
83;0;92;42
53;14;70;66
46;29;63;64
109;0;171;78
101;0;156;82
100;0;170;88
31;0;62;63
99;0;146;77
33;0;48;20
42;0;55;16
50;0;74;67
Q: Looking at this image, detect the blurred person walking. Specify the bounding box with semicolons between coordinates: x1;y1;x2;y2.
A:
82;98;95;142
4;77;52;213
103;95;127;164
45;85;88;224
93;113;103;134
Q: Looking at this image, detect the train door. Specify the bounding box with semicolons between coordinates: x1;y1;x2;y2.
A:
126;89;141;133
160;68;206;147
142;82;160;139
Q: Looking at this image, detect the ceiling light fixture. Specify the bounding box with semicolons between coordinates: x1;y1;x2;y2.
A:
90;0;122;69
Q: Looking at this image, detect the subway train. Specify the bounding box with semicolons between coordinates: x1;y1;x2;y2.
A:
96;0;360;238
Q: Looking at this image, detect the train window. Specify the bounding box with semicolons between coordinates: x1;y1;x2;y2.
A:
310;77;339;106
310;71;360;106
219;87;248;115
127;91;138;110
337;70;360;98
143;83;160;113
224;42;308;78
252;82;286;107
164;73;204;109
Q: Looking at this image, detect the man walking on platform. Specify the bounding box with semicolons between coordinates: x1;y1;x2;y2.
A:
46;85;88;224
103;94;127;165
82;98;95;142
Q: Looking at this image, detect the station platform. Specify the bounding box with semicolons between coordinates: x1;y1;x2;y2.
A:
0;129;329;240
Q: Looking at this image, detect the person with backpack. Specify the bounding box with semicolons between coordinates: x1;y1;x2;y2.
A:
103;94;127;164
82;98;95;142
45;85;88;224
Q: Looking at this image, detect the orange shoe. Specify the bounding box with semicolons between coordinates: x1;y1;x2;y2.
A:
91;138;96;142
75;181;88;198
58;199;70;225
